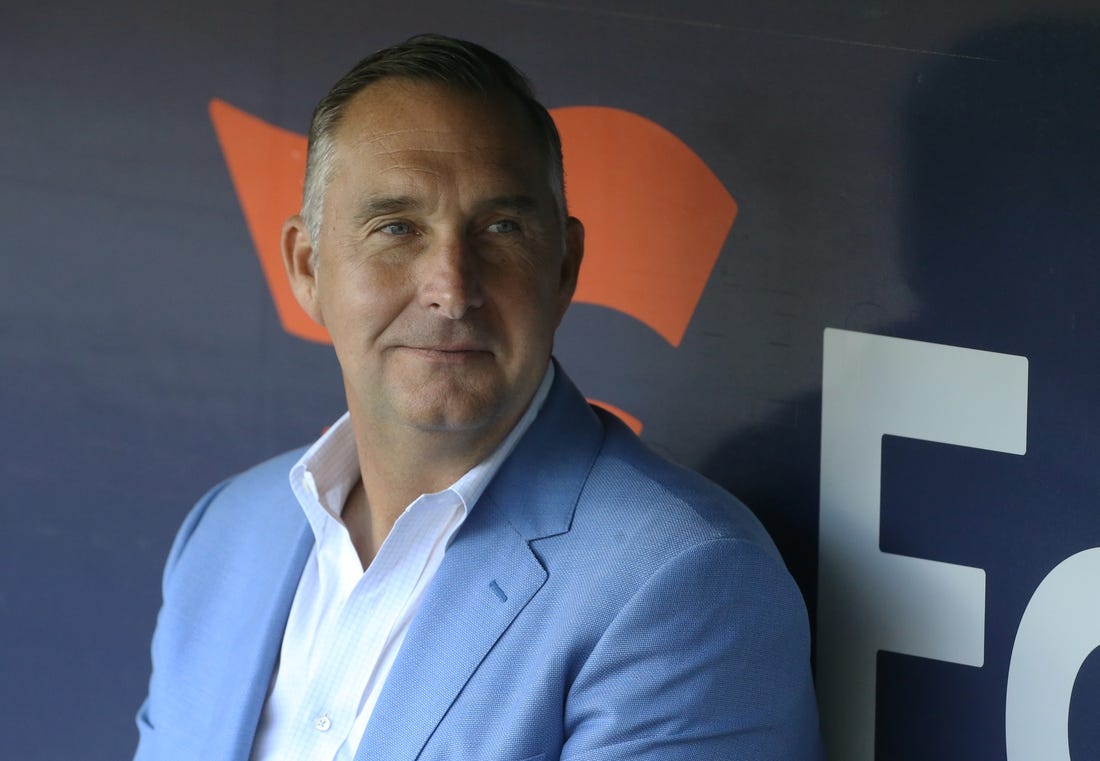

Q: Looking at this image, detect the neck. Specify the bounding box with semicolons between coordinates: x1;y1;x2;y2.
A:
341;407;519;566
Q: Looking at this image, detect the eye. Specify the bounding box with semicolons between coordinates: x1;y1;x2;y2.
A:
487;219;520;234
380;221;414;236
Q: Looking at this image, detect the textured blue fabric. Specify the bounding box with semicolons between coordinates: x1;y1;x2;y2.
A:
135;367;823;760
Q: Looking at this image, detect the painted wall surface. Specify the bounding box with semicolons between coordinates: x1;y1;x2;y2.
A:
3;2;1099;759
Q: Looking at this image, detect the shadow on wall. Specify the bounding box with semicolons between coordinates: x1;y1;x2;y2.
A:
704;13;1100;760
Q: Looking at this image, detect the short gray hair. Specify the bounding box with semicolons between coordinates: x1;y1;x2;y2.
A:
301;34;566;242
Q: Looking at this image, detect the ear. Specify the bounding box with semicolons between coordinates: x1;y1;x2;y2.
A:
555;216;585;322
282;214;325;326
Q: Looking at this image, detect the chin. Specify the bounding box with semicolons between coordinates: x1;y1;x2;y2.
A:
399;392;504;434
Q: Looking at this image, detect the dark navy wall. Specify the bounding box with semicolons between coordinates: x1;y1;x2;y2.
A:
4;3;1098;759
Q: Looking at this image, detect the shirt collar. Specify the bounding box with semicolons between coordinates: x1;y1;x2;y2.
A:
289;362;556;537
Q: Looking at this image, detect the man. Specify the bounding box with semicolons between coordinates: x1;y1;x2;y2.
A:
135;34;822;761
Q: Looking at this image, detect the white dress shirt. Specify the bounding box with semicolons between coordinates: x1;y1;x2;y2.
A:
249;365;554;761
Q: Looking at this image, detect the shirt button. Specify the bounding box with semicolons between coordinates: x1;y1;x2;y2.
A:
314;714;332;732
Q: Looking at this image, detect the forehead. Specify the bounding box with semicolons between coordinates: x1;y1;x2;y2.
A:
330;78;545;179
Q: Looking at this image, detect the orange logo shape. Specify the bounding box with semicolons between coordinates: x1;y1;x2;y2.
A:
554;106;737;348
209;99;738;432
210;99;324;343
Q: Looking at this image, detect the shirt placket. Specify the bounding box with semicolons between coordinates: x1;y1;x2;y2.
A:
282;495;458;759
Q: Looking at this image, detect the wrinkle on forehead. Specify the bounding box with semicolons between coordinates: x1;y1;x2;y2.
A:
345;133;501;158
334;127;511;173
352;128;465;145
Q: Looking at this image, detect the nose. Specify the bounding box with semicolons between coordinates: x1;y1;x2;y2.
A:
418;234;485;319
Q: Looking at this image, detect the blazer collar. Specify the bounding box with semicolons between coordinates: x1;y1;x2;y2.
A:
481;362;604;539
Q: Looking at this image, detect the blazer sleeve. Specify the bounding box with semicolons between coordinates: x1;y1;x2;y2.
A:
560;537;824;761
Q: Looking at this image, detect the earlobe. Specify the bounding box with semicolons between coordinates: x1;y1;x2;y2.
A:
282;214;325;326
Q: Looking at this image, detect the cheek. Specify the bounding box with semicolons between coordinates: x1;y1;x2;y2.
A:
496;282;563;345
320;263;410;344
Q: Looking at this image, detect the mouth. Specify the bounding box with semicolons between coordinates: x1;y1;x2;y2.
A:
399;345;493;363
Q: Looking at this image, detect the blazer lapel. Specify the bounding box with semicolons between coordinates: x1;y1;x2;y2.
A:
222;520;314;760
354;506;547;761
192;467;314;761
354;367;605;761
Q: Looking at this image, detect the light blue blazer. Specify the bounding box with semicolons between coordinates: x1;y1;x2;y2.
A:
135;370;823;760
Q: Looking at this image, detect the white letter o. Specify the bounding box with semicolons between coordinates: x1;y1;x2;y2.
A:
1006;548;1100;760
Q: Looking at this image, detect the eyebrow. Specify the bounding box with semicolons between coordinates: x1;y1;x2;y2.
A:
479;195;540;214
354;195;422;223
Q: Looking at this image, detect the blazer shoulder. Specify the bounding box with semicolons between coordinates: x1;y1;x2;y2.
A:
212;447;307;507
164;446;309;581
586;409;778;552
188;447;306;526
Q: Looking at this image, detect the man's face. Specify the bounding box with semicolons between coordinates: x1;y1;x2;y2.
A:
286;78;583;449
